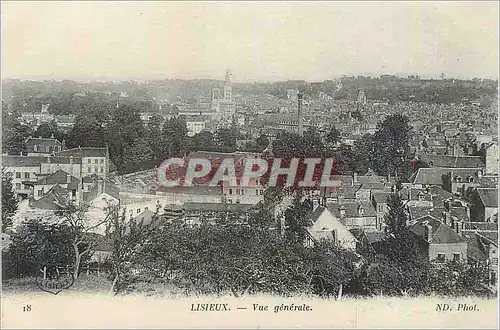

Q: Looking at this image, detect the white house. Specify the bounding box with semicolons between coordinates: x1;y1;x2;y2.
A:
304;205;357;250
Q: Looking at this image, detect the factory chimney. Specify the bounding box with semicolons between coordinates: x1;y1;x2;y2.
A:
298;93;304;136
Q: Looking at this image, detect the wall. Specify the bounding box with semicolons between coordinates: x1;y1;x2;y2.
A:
4;166;40;195
428;242;468;262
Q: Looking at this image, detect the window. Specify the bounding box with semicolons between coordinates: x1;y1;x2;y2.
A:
38;189;43;196
255;189;259;195
46;146;50;152
436;253;446;263
55;146;61;152
88;167;91;172
228;199;232;204
94;167;98;173
331;230;337;243
100;167;104;173
24;172;29;179
229;188;233;195
241;189;245;195
94;159;98;164
71;189;76;197
378;205;383;212
15;183;21;190
236;200;240;204
33;145;38;152
88;159;92;164
137;209;141;214
452;253;460;262
100;159;104;164
145;207;149;211
16;172;21;178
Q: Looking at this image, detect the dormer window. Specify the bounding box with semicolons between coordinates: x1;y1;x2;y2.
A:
358;206;364;216
339;205;346;217
454;175;463;183
466;175;474;183
418;193;425;202
33;145;38;152
46;146;50;153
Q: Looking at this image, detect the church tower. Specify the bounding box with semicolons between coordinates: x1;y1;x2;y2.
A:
223;70;232;101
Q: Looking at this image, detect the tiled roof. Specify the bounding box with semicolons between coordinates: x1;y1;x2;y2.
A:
103;180;120;200
410;167;483;185
25;137;62;147
30;184;69;210
55;147;107;158
182;202;253;213
419;154;484;168
463;222;498;231
365;231;386;244
46;156;83;164
326;201;376;218
477;188;498;208
461;231;488;261
2;155;43;167
35;169;79;188
372;192;392;204
409;216;464;244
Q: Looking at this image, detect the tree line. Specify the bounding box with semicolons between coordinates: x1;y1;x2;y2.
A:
2;191;492;298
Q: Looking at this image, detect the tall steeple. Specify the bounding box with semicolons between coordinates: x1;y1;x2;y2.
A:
223;70;232;101
225;69;232;85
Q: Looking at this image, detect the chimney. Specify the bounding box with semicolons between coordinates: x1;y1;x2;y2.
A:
297;93;304;136
62;139;66;150
353;172;358;184
456;220;463;236
69;156;74;177
47;156;51;172
425;223;432;242
66;173;71;184
97;178;104;195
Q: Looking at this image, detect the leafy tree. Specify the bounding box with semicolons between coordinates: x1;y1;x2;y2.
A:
6;219;75;279
333;143;356;175
215;128;237;150
284;193;313;244
162;117;189;157
34;120;67;141
383;193;408;241
54;202;111;279
67;115;106;148
372;114;412;179
325;126;342;146
191;131;216;151
144;114;165;162
105;203;161;295
255;134;270;151
122;138;155;173
106;105;145;172
360;193;431;296
2;170;18;232
307;239;359;298
352;134;375;175
2;118;33;155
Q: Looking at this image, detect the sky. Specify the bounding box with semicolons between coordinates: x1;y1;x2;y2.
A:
2;1;499;82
